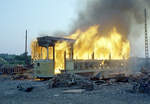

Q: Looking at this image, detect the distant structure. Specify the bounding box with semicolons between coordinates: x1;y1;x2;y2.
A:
25;29;28;65
145;8;149;58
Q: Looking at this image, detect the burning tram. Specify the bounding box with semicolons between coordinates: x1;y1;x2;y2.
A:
31;25;131;78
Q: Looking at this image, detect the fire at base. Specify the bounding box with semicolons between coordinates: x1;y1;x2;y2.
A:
31;25;130;74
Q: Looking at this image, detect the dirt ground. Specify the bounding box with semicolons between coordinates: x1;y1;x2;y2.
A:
0;76;150;104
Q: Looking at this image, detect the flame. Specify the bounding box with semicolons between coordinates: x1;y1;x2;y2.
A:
55;41;70;74
31;25;130;74
31;40;53;60
67;25;130;60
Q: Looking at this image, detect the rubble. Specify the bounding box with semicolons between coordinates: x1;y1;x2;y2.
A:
48;73;76;88
11;70;33;80
94;80;106;85
5;67;150;95
125;68;150;94
11;74;29;80
132;74;150;94
48;73;94;91
17;83;34;92
47;72;130;91
91;72;129;85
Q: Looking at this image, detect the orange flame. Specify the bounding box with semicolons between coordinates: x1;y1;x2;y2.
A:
31;25;130;74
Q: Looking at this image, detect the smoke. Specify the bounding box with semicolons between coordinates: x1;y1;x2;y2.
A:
71;0;150;38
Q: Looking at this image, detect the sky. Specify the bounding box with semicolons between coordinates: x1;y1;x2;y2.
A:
0;0;149;57
0;0;81;55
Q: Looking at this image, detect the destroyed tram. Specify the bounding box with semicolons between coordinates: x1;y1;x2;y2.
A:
31;36;139;78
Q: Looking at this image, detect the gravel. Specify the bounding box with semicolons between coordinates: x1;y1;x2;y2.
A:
0;76;150;104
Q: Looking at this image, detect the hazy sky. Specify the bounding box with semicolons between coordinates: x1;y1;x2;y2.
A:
0;0;81;54
0;0;149;57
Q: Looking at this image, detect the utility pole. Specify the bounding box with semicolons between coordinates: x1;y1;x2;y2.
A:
145;8;149;58
25;29;28;65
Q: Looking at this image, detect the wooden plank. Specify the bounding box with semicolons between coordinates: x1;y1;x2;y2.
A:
63;89;85;94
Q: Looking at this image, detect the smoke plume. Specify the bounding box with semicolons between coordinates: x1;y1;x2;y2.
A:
71;0;150;38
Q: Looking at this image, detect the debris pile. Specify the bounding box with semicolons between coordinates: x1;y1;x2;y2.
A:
48;73;94;91
11;69;33;80
91;72;129;85
17;83;34;92
132;73;150;94
11;68;150;95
